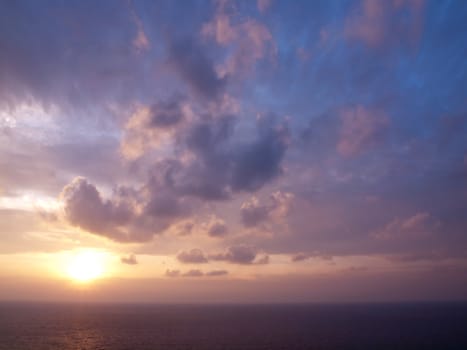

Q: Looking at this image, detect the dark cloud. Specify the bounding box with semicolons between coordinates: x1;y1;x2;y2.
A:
121;254;138;265
59;116;289;242
230;121;289;192
176;249;208;264
210;245;265;265
61;177;186;242
166;269;228;278
174;246;269;266
61;177;133;241
291;252;309;262
143;194;188;218
205;269;229;276
240;191;294;227
291;252;333;262
255;255;270;265
167;37;226;100
171;115;235;200
240;199;269;227
207;219;228;237
163;116;290;200
175;221;194;236
147;96;185;128
182;269;204;277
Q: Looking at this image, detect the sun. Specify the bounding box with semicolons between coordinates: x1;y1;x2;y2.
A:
66;250;106;283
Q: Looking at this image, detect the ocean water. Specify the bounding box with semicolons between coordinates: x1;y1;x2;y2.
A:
0;303;466;350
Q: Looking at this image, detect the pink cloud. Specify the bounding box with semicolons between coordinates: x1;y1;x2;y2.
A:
344;0;426;48
202;4;276;75
337;105;389;157
372;212;440;240
240;191;294;227
129;3;150;52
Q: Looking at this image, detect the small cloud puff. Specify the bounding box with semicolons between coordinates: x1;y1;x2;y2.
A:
206;216;228;237
210;244;269;265
240;191;294;227
165;269;228;277
121;254;138;265
291;252;333;262
177;248;208;264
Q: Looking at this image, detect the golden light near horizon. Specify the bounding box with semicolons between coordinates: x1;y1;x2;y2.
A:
66;250;107;283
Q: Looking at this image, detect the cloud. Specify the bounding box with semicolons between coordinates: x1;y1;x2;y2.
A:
167;37;226;100
165;269;228;278
61;177;133;241
173;221;195;236
240;197;269;227
207;216;228;237
209;244;267;265
121;95;187;159
165;269;180;277
147;96;186;128
121;254;138;265
159;114;289;200
201;2;276;75
143;194;188;218
344;0;426;49
62;114;289;242
131;9;150;52
336;105;389;157
176;248;208;264
291;252;309;262
291;252;333;262
371;212;439;240
255;254;270;265
175;246;269;266
182;269;204;277
61;177;187;242
240;191;294;227
205;269;229;276
230;118;290;192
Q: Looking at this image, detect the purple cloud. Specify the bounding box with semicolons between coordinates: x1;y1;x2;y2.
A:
240;191;293;227
209;245;268;265
182;269;204;277
168;37;226;100
336;105;389;157
177;249;208;264
121;254;138;265
205;269;229;276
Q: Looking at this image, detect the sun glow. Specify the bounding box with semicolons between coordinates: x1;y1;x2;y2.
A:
66;250;107;283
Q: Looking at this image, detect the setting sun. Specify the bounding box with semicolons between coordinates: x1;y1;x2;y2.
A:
66;250;107;283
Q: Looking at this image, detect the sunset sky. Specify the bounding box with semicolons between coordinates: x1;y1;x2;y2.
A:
1;0;467;302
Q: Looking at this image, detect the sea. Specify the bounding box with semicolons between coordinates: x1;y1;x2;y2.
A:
0;302;466;350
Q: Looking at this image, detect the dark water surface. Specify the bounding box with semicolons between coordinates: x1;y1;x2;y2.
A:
0;302;466;349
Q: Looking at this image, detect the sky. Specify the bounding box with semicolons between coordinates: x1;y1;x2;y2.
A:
1;0;467;303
